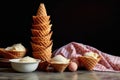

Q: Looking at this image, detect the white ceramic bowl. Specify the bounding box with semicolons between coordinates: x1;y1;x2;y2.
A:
9;58;41;72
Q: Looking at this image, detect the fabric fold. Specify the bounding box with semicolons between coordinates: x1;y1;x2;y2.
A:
53;42;120;72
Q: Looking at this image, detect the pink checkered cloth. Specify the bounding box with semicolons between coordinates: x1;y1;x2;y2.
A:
53;42;120;72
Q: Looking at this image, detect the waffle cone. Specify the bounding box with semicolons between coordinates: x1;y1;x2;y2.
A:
50;63;69;72
32;16;50;24
31;36;50;42
79;56;101;70
32;20;50;27
0;48;26;59
31;42;53;52
34;43;53;57
42;31;53;39
32;24;52;33
32;24;52;31
36;40;52;48
34;40;52;47
31;31;53;40
31;28;51;37
32;20;51;26
31;42;45;52
36;3;47;16
33;51;52;61
33;50;52;57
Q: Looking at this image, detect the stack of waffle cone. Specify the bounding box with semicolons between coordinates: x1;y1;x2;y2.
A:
31;3;53;64
78;56;101;70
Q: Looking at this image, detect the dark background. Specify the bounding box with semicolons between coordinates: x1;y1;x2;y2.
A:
0;0;119;56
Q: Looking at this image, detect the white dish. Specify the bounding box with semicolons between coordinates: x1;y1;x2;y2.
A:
9;58;41;72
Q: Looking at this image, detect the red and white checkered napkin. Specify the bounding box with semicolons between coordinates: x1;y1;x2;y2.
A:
53;42;120;72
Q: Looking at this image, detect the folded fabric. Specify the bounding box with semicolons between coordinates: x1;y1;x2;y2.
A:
53;42;120;72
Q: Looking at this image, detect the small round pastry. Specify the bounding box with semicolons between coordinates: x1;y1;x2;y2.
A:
68;61;78;72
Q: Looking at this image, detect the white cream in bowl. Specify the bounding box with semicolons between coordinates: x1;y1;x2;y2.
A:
9;56;41;72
